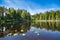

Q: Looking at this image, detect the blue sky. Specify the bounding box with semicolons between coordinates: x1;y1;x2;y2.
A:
0;0;60;15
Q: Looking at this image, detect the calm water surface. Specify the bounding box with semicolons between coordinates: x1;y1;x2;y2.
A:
0;22;60;40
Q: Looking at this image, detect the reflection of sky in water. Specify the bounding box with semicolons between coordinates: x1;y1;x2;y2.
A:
0;27;60;40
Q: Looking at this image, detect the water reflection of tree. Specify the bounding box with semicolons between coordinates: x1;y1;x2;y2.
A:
0;22;31;37
32;22;60;31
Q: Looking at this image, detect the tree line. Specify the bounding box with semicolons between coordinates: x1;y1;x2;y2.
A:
0;6;31;24
31;10;60;20
0;6;60;24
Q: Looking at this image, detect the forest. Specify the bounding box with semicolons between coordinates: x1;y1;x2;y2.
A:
0;6;60;37
31;10;60;22
0;6;31;24
0;6;60;24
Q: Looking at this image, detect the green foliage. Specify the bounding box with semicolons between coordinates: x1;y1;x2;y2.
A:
0;6;31;24
31;10;60;20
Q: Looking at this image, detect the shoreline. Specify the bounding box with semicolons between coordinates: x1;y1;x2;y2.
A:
34;20;60;22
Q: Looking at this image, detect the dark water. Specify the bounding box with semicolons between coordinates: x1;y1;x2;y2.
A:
0;22;60;40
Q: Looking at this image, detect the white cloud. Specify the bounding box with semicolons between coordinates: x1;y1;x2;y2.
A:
1;0;60;15
27;7;60;15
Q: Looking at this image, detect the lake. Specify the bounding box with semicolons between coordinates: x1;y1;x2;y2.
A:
0;22;60;40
